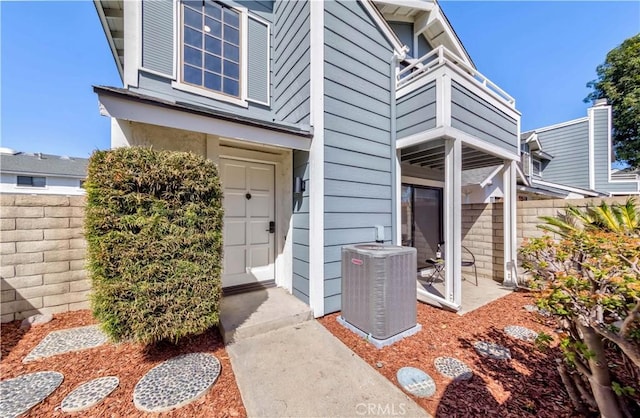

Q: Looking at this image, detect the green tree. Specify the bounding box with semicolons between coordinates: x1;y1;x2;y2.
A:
585;34;640;169
520;199;640;417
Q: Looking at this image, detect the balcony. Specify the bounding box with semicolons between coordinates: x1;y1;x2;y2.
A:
395;46;520;166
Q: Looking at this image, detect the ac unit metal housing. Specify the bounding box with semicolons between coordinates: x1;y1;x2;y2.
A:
341;244;417;340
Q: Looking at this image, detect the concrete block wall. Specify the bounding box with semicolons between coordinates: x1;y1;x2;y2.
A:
1;194;89;323
515;196;630;246
462;196;632;283
461;203;504;281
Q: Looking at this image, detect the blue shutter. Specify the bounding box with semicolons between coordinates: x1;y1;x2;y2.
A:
247;16;269;104
142;0;174;77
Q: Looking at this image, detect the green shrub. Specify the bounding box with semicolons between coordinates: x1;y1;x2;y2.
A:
84;147;224;344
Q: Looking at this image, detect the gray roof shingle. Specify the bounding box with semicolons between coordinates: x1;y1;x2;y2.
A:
0;152;88;178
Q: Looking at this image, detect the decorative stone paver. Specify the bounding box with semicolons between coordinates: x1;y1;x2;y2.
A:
0;371;64;418
434;357;473;381
523;304;550;317
23;325;108;363
133;353;221;412
61;376;119;412
474;341;511;360
504;325;538;342
397;367;436;398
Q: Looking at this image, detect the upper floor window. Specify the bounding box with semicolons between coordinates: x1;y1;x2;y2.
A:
181;1;241;98
532;159;542;177
17;176;46;187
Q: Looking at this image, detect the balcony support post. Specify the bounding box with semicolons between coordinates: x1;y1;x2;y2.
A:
444;137;462;306
502;160;518;287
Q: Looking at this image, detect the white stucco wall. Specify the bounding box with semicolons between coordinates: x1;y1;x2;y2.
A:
112;119;207;156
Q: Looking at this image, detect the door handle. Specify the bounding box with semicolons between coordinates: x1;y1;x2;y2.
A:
266;221;275;233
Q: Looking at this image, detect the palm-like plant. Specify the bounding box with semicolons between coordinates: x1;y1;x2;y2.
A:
539;198;639;237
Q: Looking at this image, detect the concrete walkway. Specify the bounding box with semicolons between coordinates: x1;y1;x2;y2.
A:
227;320;429;417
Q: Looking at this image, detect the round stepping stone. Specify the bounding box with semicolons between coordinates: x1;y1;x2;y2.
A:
474;341;511;360
134;353;221;412
523;304;538;312
397;367;436;398
61;376;119;412
0;371;64;418
434;357;473;381
504;325;538;342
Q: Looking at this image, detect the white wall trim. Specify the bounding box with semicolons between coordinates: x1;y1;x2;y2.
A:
171;80;249;108
533;116;589;133
123;0;141;88
588;107;595;189
308;0;325;318
395;150;402;245
99;94;310;151
605;105;613;183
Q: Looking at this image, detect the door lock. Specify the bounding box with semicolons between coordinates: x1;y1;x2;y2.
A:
266;221;275;233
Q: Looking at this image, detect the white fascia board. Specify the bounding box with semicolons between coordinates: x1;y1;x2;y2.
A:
308;0;325;318
533;116;589;133
531;179;600;197
414;6;473;68
98;93;311;151
361;0;409;57
395;126;519;162
377;0;435;12
94;0;123;81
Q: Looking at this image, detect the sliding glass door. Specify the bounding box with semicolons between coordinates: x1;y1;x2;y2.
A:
401;184;443;269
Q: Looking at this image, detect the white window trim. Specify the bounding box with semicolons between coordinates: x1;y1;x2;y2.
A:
171;1;249;108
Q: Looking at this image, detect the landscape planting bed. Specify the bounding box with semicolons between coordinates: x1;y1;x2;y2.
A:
1;310;246;417
320;291;582;417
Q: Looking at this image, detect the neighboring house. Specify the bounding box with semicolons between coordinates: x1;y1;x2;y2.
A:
0;148;88;195
463;100;639;203
94;0;521;315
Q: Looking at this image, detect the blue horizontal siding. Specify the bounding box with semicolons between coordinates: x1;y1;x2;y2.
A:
450;81;518;155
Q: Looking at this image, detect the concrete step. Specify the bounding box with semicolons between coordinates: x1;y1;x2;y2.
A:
219;287;313;344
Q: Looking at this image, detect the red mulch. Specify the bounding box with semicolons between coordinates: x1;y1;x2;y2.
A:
319;291;583;418
0;310;247;417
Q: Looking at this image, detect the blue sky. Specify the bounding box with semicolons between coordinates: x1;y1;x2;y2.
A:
1;1;639;158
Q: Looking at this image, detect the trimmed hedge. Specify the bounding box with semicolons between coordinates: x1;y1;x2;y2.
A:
85;147;224;344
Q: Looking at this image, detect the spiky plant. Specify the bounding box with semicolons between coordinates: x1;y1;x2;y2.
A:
539;198;639;237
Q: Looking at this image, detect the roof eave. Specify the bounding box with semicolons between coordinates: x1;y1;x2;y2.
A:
94;0;124;81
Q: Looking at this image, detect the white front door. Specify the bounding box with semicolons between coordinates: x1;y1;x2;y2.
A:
220;158;275;287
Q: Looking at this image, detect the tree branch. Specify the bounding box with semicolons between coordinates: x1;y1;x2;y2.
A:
590;321;640;368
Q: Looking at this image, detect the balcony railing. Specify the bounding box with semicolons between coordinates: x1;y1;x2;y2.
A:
397;46;516;108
